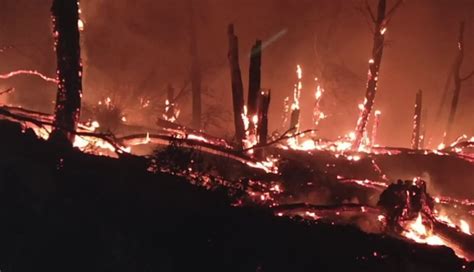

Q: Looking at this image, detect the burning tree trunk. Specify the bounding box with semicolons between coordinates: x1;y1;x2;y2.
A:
228;24;245;149
353;0;404;150
51;0;83;144
248;40;262;116
289;65;303;133
371;110;381;147
444;21;474;144
190;0;202;130
411;90;423;150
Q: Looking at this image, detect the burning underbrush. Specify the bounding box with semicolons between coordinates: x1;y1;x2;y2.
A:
1;102;473;263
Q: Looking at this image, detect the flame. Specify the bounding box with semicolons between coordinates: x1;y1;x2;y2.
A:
403;213;445;246
460;220;471;235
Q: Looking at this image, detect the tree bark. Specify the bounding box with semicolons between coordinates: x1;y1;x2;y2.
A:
411;90;422;150
190;0;201;129
248;40;262;116
228;24;245;149
51;0;83;144
353;0;387;150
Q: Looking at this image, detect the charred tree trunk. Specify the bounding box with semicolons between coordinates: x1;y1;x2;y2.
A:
257;89;271;146
228;24;245;149
411;90;422;150
51;0;83;144
248;40;262;116
444;22;473;144
353;0;387;150
190;1;201;130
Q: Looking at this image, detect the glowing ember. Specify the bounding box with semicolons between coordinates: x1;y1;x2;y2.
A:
0;70;58;84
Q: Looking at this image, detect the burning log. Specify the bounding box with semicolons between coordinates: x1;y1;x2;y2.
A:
411;90;422;150
257;89;271;147
190;0;202;129
50;0;83;144
353;0;404;150
227;24;245;149
248;40;262;117
444;21;474;144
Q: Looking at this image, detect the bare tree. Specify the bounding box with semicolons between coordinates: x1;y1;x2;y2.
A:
353;0;404;150
443;21;474;144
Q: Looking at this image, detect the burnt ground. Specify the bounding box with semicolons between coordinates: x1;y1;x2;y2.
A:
0;120;471;272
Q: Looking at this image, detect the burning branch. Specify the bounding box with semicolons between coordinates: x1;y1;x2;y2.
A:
50;0;83;144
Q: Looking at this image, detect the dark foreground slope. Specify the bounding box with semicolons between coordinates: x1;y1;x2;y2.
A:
0;120;470;272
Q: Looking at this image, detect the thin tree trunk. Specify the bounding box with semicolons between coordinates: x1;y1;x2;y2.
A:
353;0;387;150
411;90;422;150
257;89;271;146
248;40;262;116
190;0;201;129
51;0;83;144
444;21;466;144
228;24;245;149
